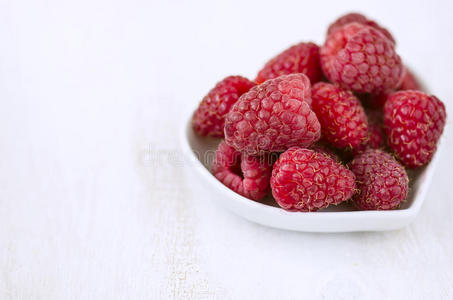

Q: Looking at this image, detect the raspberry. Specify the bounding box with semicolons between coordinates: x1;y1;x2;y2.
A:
349;149;408;210
399;67;422;91
270;147;356;212
327;13;395;44
255;42;322;84
320;22;403;94
384;90;446;168
311;82;368;151
225;74;321;155
192;76;255;137
211;141;272;200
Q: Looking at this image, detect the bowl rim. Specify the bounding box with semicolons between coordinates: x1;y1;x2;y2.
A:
180;110;440;220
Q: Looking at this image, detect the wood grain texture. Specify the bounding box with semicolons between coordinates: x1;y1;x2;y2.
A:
1;0;452;299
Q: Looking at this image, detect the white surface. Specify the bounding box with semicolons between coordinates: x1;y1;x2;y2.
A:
1;0;452;299
183;114;439;232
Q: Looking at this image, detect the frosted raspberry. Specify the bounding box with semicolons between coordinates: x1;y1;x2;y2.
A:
327;12;395;44
384;90;446;168
225;74;321;155
211;141;272;200
192;76;255;137
270;147;355;211
349;149;408;210
320;22;403;94
311;82;368;151
255;42;322;84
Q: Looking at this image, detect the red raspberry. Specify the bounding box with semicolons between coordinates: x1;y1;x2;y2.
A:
211;141;272;200
320;22;403;94
225;74;321;155
384;90;446;168
192;76;255;137
349;149;408;210
327;13;395;44
255;42;322;84
311;82;368;151
270;147;356;212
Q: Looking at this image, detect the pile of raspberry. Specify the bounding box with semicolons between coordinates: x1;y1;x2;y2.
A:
192;13;447;211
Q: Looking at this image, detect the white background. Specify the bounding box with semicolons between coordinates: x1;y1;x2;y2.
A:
1;0;452;299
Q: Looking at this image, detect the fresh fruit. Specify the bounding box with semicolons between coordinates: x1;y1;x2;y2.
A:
311;82;368;151
192;12;446;215
384;90;446;168
211;141;272;200
255;42;322;84
327;12;395;44
225;74;321;155
270;147;356;211
349;149;408;210
320;22;403;94
192;76;255;137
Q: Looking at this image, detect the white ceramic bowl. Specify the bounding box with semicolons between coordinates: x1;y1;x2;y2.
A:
181;112;442;232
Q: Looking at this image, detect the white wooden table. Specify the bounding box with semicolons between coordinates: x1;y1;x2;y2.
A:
1;0;452;299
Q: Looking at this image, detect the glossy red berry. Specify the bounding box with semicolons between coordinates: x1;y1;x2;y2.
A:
320;22;403;94
349;149;408;210
311;82;368;151
271;147;356;211
384;90;446;168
